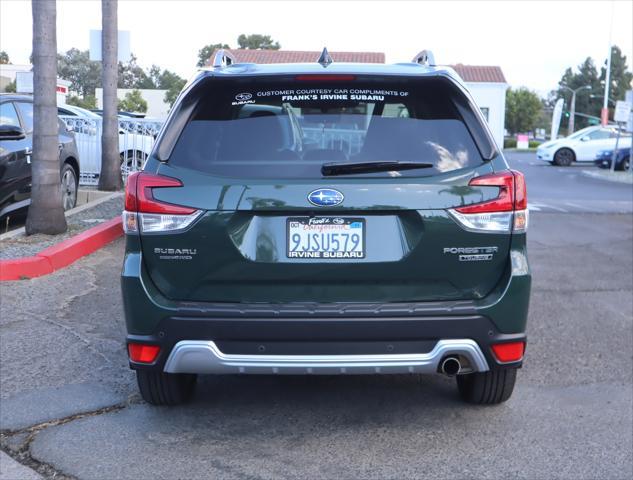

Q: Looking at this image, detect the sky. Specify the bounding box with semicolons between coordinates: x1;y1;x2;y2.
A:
1;0;632;96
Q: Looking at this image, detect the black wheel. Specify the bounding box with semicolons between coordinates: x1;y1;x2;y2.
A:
136;370;197;406
456;368;517;404
553;148;574;166
619;156;630;172
60;163;78;211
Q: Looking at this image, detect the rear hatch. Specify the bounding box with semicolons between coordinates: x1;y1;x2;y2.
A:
135;74;513;303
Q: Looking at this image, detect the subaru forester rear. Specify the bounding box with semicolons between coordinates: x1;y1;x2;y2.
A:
121;50;531;406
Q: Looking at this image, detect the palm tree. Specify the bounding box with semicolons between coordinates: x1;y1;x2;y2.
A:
26;0;67;235
98;0;121;191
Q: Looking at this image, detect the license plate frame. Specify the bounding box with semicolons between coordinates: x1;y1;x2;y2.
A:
286;217;366;259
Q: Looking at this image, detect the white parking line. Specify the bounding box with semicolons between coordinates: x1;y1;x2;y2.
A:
529;202;568;212
543;204;568;212
564;202;599;212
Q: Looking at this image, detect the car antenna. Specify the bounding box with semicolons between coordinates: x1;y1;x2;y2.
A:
317;47;333;68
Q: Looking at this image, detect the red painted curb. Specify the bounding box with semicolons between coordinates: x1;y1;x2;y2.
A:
0;217;123;281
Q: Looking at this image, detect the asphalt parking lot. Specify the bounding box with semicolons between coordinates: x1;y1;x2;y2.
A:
1;152;632;480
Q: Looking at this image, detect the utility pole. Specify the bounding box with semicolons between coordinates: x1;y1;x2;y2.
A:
26;0;68;235
601;1;614;126
98;0;121;191
569;90;577;134
563;85;590;135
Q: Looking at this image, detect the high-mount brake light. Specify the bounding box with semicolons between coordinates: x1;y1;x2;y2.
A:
448;170;528;233
295;74;356;82
122;172;202;234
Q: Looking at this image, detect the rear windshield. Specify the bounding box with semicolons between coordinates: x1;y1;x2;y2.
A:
169;76;488;178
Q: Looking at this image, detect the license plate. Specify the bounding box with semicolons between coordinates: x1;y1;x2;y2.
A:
287;217;365;259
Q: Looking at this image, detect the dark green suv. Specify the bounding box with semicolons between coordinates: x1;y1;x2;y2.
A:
122;50;530;406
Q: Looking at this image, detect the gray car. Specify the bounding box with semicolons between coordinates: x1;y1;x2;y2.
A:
0;94;80;218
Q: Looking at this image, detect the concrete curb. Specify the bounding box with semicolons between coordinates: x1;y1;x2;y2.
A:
0;191;122;241
581;169;633;185
0;217;122;281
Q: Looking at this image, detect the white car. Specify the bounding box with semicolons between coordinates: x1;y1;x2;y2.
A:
57;104;157;177
537;126;632;166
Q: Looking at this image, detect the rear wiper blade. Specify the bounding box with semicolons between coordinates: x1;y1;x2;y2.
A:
321;161;433;176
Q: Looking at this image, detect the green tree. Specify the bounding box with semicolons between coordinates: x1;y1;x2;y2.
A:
0;50;9;64
505;87;542;134
548;46;631;130
57;48;102;97
156;70;186;107
600;45;633;112
27;0;67;234
4;79;16;92
66;94;97;109
237;34;280;50
551;58;602;131
118;89;148;112
196;43;230;67
99;0;121;192
118;53;152;89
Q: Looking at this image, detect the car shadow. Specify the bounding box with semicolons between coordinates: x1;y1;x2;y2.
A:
146;373;496;432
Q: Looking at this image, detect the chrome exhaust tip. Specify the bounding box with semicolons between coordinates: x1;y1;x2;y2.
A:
440;356;461;376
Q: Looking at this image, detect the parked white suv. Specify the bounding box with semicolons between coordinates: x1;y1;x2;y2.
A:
537;126;632;166
57;105;157;179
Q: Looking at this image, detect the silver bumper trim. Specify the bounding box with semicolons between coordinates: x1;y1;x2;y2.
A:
163;339;489;375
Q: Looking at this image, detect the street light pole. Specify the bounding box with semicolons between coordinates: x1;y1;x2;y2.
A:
569;90;577;134
563;85;591;134
602;2;615;126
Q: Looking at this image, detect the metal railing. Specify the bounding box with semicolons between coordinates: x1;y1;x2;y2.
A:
302;127;365;156
60;118;368;185
59;116;163;185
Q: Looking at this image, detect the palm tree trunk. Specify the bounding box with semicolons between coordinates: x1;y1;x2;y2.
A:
98;0;121;191
26;0;67;235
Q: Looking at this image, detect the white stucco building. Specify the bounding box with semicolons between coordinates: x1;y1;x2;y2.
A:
0;64;71;105
451;65;508;148
95;88;170;118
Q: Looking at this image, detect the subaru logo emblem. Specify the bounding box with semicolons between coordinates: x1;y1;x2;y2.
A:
235;92;252;101
307;188;344;207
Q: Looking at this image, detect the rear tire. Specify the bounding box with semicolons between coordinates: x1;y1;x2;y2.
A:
553;148;574;166
60;163;78;211
456;368;517;404
136;370;197;406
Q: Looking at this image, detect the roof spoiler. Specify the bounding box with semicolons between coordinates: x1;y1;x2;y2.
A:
412;50;435;66
212;49;236;68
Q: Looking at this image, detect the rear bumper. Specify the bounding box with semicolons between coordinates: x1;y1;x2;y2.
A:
125;307;526;373
163;339;490;375
122;243;531;374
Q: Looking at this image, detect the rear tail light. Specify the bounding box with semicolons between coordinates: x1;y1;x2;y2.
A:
448;170;528;233
491;341;525;363
128;343;160;363
123;172;202;234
